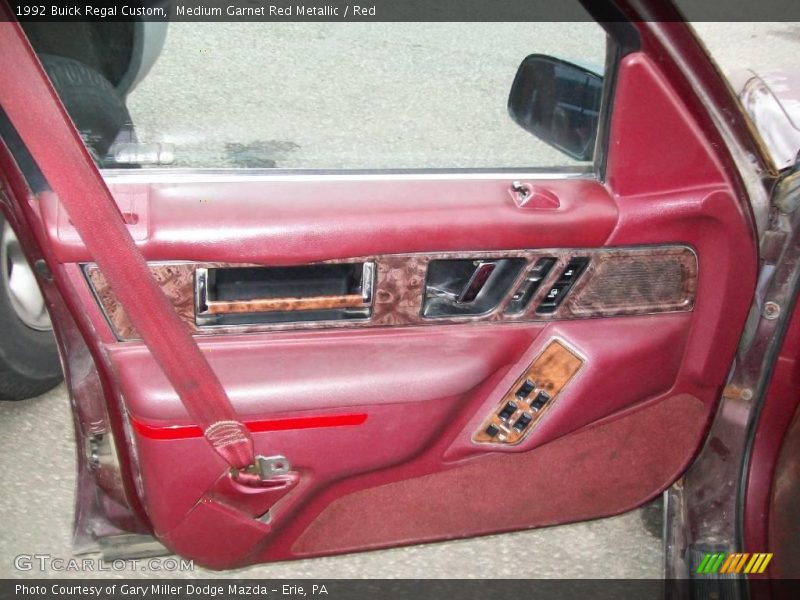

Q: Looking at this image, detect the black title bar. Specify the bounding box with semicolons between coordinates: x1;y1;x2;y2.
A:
5;0;800;22
6;579;800;600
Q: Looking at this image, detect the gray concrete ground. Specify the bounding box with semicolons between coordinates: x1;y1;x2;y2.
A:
124;22;800;171
125;22;607;169
2;20;798;579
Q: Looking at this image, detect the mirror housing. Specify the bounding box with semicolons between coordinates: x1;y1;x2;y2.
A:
508;54;604;162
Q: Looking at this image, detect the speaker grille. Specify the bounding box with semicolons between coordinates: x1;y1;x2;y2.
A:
569;255;693;316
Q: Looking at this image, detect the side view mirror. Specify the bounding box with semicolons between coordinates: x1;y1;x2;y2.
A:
508;54;604;162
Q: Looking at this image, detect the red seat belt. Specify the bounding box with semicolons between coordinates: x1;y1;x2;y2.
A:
0;18;257;473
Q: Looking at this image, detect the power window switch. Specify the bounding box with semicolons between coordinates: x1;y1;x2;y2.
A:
513;413;533;432
530;391;550;411
498;401;517;421
515;379;536;400
485;424;500;438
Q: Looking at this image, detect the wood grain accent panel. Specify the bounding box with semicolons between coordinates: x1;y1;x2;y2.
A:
204;294;368;315
84;245;697;340
87;262;202;340
473;339;584;445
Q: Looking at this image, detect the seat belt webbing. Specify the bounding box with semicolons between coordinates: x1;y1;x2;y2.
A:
0;18;256;471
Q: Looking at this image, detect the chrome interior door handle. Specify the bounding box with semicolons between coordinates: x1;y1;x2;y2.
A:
456;261;498;303
195;262;374;317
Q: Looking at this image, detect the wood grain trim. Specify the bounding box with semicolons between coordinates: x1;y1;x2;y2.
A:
83;245;698;340
473;339;584;445
203;294;368;315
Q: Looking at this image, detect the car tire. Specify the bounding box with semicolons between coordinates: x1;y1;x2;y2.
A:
0;216;63;400
38;53;135;165
0;55;133;400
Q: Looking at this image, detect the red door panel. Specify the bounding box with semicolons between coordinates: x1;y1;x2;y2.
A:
0;37;757;569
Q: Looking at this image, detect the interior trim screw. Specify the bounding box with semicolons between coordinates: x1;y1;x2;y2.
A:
763;301;780;320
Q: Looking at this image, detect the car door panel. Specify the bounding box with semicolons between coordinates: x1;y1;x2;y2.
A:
1;36;758;569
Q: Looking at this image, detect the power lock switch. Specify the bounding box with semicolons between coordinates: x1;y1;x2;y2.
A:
505;257;556;314
558;257;589;284
536;257;589;314
536;283;569;313
530;257;557;278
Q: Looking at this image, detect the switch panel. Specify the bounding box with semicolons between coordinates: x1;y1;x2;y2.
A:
473;339;583;445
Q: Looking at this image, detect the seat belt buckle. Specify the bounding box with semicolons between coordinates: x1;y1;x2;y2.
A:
232;455;292;484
